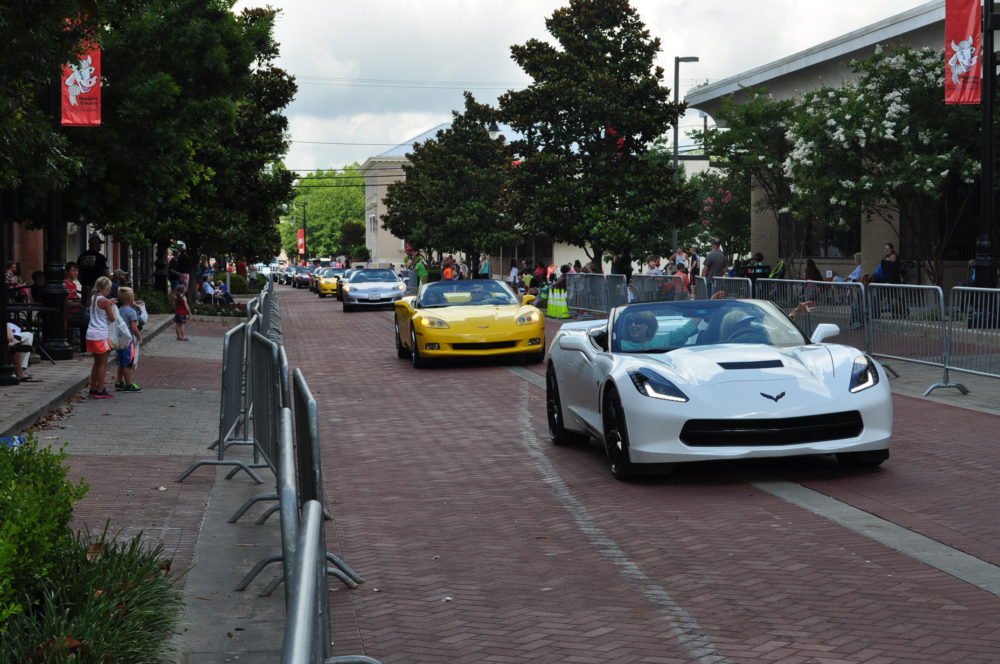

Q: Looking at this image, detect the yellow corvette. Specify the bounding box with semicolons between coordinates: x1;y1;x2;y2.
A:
316;267;345;298
394;279;545;368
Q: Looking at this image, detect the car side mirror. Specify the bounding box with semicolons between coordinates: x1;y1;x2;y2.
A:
810;323;840;344
588;327;609;351
522;294;536;305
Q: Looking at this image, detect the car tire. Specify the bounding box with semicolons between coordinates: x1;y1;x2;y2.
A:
318;293;326;298
603;388;635;481
410;328;428;368
396;323;411;359
547;366;588;446
836;449;889;468
343;302;353;313
525;351;545;364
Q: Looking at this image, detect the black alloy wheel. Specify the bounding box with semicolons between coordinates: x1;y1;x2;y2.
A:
603;388;635;481
396;322;410;359
410;328;428;368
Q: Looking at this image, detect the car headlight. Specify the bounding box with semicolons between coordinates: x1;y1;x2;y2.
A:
849;355;880;393
419;316;450;329
341;284;351;292
516;310;541;325
395;283;406;291
627;367;689;403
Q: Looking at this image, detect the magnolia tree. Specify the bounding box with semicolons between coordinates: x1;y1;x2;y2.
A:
783;46;980;284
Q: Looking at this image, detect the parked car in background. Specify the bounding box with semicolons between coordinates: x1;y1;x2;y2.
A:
293;265;315;288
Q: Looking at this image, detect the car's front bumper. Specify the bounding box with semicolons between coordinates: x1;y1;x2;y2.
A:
619;379;893;464
413;326;545;358
343;291;404;306
318;282;338;295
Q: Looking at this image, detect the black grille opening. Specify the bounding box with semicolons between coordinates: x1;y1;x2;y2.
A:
452;341;516;350
680;411;863;447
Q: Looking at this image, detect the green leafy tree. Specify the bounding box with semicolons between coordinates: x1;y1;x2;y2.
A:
498;0;696;266
0;1;94;193
282;165;365;258
783;46;980;284
693;88;795;261
382;92;520;268
338;219;365;254
687;169;751;257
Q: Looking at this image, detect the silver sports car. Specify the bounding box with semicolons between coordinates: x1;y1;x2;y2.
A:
341;268;406;312
546;298;893;480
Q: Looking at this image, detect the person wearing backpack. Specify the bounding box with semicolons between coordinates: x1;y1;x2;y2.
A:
114;287;143;392
86;276;116;399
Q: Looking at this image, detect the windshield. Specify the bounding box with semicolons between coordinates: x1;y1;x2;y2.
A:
348;269;398;283
418;280;519;307
611;300;808;353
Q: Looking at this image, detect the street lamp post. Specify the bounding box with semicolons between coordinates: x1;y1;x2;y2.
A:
672;55;699;254
978;4;999;288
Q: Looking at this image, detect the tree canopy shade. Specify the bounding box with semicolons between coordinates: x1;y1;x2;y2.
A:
381;93;520;262
279;164;365;259
6;0;296;263
498;0;697;265
0;1;95;192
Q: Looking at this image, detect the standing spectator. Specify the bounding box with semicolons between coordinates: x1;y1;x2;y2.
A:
442;263;454;280
196;254;213;284
176;249;193;290
114;287;142;392
109;268;129;300
77;233;110;305
458;260;469;280
64;262;88;352
236;260;248;278
572;259;582;273
248;264;259;291
479;253;490;277
672;247;689;268
86;276;116;399
701;238;727;294
413;254;428;287
508;259;519;290
173;285;190;340
689;248;701;278
168;250;181;290
879;242;901;284
803;259;823;282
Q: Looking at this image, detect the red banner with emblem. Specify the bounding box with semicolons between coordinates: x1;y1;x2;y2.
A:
61;41;102;125
297;228;305;255
945;0;982;104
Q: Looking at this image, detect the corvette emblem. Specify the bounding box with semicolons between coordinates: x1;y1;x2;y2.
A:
760;392;785;402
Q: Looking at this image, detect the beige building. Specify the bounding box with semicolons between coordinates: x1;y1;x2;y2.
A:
684;1;978;286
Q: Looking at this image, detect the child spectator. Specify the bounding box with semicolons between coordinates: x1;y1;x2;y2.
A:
173;285;190;341
114;287;142;392
86;276;115;398
215;280;235;304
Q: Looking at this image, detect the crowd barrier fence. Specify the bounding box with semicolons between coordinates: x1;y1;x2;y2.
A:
565;273;627;316
629;274;689;303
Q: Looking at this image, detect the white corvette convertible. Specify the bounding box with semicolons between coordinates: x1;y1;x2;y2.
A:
546;298;892;480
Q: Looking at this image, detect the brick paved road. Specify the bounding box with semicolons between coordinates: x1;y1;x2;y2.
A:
277;285;1000;664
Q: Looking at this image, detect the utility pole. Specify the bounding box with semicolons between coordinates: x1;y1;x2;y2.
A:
978;2;999;287
673;56;699;255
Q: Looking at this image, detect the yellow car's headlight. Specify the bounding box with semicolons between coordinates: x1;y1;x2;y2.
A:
419;316;450;329
516;310;541;325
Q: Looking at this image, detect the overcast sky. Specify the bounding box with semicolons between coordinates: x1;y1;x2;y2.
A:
232;0;931;173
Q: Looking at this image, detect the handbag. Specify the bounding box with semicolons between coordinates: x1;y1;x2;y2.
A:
106;303;132;350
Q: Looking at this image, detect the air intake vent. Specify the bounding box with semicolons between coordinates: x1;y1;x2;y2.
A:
717;360;784;369
680;411;863;446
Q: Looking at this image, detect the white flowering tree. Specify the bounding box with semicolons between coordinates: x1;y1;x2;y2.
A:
783;45;980;284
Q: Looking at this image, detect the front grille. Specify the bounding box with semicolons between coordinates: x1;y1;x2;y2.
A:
452;341;517;350
680;411;863;447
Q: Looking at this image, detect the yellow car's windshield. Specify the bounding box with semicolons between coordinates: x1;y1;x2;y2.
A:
419;280;519;308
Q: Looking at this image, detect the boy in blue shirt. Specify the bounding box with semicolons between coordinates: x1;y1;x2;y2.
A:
114;287;143;392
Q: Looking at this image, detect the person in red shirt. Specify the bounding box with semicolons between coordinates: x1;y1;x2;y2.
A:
64;261;87;353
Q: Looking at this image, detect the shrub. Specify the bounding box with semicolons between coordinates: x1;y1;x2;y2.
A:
0;528;185;662
221;273;249;294
190;301;247;317
0;436;88;623
135;289;172;315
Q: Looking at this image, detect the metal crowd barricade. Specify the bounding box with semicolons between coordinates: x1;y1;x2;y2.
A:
865;283;965;394
565;273;627;316
694;275;709;300
176;320;264;484
710;276;752;298
282;501;380;664
931;286;1000;394
754;279;867;351
629;274;688;303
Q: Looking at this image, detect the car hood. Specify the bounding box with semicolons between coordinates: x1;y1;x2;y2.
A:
633;343;853;388
419;304;539;328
